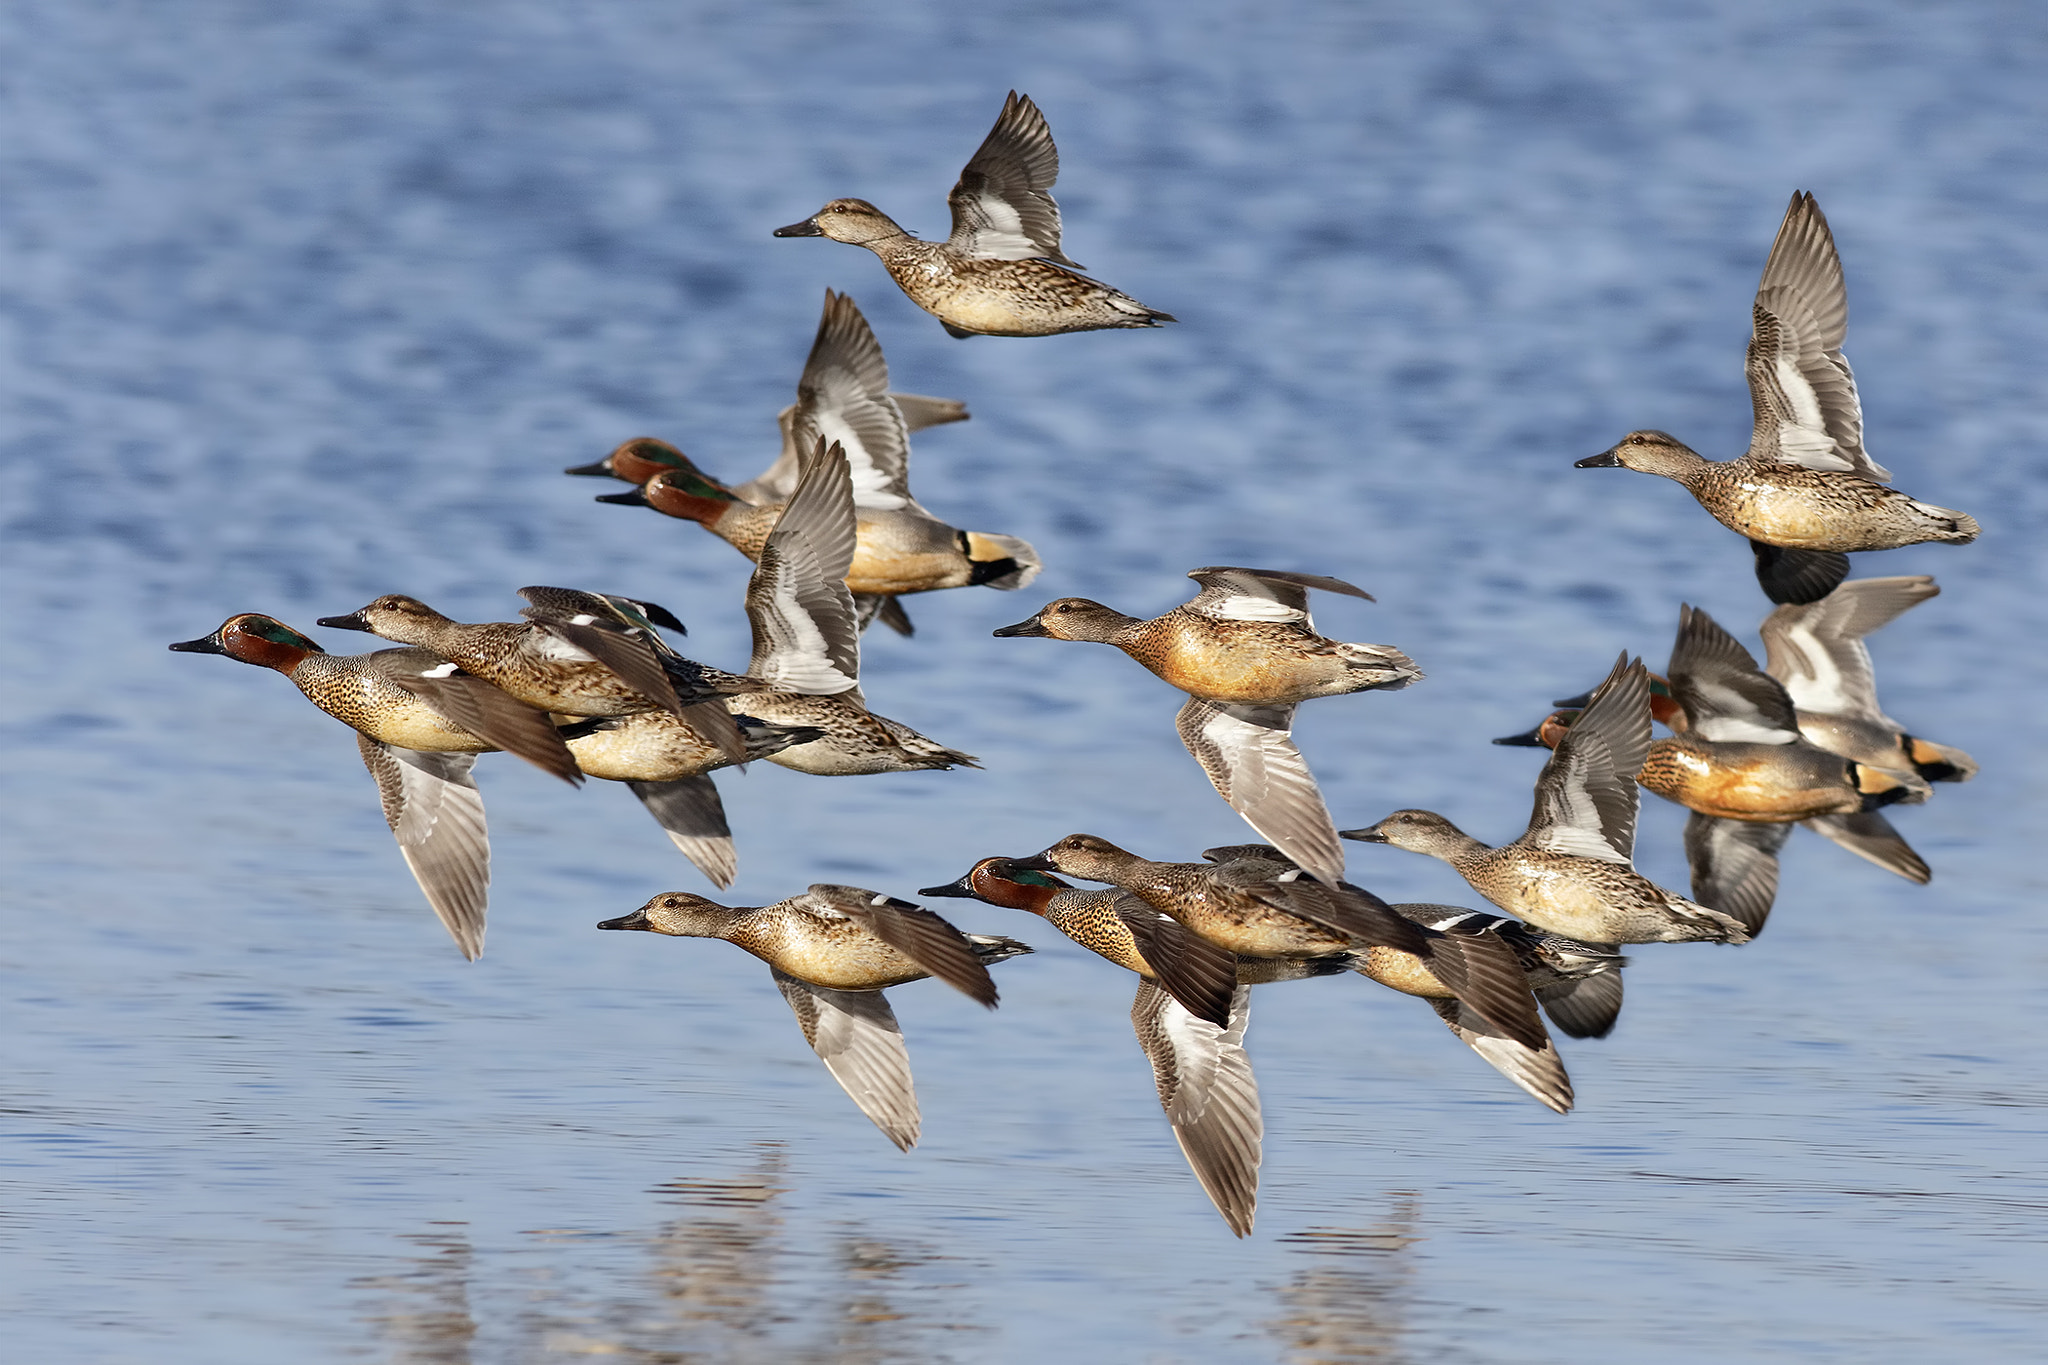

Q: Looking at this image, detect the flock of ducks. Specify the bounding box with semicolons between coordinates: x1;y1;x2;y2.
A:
170;96;1977;1238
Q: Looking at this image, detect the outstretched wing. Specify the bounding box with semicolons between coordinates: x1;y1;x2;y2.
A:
1525;654;1649;863
356;736;491;961
745;441;863;694
1684;812;1793;936
772;969;919;1151
625;775;736;889
1175;698;1345;887
787;291;916;511
1131;981;1261;1236
1760;575;1936;722
1668;604;1802;743
946;91;1078;266
1183;566;1374;626
803;885;1000;1008
1745;191;1888;479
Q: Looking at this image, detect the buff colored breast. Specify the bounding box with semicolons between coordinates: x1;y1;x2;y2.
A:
562;712;724;782
1471;857;1626;942
1360;946;1453;1000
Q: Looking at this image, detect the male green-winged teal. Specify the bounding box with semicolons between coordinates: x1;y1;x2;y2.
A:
773;92;1174;337
590;292;1038;637
170;613;583;960
1579;192;1977;604
996;567;1420;885
1349;657;1750;945
922;856;1262;1235
1009;837;1572;1111
599;884;1031;1150
697;439;979;776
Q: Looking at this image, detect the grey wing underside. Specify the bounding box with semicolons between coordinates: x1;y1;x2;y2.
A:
947;90;1079;266
1176;698;1345;887
1746;191;1887;480
772;969;919;1151
788;291;917;513
745;441;864;694
1535;968;1625;1041
1684;813;1794;936
356;735;491;961
1132;981;1261;1237
1428;996;1574;1115
741;391;966;506
1760;575;1937;721
625;774;737;889
1526;654;1649;863
1801;810;1930;884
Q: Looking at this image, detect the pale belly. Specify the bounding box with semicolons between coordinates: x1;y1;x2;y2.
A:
564;713;718;782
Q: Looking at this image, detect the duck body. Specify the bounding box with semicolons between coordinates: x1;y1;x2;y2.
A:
1350;658;1749;945
560;710;816;783
773;93;1172;338
1584;435;1979;553
317;594;690;720
833;227;1171;337
702;666;976;776
1637;733;1900;821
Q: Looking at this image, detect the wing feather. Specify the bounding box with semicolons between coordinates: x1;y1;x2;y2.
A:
945;91;1077;265
1131;982;1261;1236
1525;654;1647;863
356;736;490;961
772;969;919;1151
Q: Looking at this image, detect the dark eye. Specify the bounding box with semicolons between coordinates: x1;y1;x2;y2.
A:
662;896;681;908
1055;603;1074;614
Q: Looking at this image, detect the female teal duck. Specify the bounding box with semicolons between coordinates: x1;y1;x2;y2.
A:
1579;192;1977;604
773;92;1174;337
599;884;1030;1150
996;567;1420;885
1349;657;1750;945
170;613;582;959
589;291;1038;636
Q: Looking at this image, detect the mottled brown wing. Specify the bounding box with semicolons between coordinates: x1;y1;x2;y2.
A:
1417;927;1551;1054
1527;654;1647;863
1175;698;1346;887
1118;898;1238;1029
810;886;999;1008
387;663;583;785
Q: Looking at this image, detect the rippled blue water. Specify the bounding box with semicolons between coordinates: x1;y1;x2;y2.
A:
3;3;2046;1361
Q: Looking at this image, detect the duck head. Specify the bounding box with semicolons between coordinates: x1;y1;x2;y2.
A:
1493;709;1580;749
566;436;695;483
992;598;1138;643
1577;430;1706;478
773;199;908;247
1010;833;1140;883
1340;810;1480;859
316;594;455;644
170;613;326;673
599;891;734;938
600;467;743;524
919;857;1071;914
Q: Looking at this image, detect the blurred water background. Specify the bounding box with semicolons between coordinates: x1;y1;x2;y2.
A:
3;2;2046;1360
